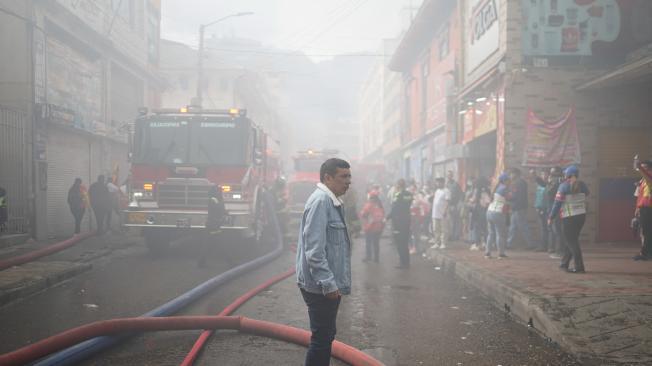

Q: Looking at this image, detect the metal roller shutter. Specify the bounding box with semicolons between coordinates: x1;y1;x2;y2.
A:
597;128;652;242
46;128;91;238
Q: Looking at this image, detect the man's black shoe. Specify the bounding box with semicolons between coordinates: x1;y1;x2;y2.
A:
633;254;648;261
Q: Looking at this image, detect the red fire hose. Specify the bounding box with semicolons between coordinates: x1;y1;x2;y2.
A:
0;232;95;271
180;268;296;366
0;315;383;366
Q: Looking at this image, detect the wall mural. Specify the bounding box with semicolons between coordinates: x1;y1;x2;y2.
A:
522;0;652;62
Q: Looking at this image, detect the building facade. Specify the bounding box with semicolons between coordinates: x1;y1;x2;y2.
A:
0;0;162;239
378;0;652;244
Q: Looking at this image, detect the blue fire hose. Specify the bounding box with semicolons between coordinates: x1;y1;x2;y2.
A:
35;192;286;366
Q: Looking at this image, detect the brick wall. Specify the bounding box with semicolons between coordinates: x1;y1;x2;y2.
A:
498;0;652;244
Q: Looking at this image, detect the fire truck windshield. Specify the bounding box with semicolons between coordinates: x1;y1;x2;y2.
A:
134;117;250;166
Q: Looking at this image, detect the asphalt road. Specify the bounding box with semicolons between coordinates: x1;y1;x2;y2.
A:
0;230;586;365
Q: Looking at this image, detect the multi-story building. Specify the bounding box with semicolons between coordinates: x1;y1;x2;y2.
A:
358;39;401;169
0;0;162;239
389;0;461;184
381;0;652;244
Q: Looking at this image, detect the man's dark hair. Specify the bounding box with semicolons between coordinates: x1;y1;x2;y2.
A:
510;168;522;176
320;158;350;183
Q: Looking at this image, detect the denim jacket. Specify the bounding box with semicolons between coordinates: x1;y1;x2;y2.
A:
296;183;352;295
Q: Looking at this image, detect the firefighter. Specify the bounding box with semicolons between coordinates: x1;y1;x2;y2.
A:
0;186;7;233
206;185;226;234
198;185;226;267
386;179;413;269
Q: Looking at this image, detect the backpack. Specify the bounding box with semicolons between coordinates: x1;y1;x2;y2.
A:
534;185;546;210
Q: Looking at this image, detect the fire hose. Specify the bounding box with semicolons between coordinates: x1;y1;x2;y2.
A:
180;268;296;366
32;192;286;365
0;232;95;272
3;192;384;365
0;315;383;366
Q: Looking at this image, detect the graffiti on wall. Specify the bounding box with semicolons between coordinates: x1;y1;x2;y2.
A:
46;36;103;132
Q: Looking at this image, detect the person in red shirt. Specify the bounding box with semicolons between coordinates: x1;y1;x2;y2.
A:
359;191;385;263
634;160;652;261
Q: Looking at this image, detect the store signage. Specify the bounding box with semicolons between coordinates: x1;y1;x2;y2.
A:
471;0;498;44
465;0;501;77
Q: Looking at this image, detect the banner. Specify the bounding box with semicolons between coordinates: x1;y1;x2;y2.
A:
522;108;581;167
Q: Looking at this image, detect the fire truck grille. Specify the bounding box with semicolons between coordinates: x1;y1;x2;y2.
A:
158;183;211;208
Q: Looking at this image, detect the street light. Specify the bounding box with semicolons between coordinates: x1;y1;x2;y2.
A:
194;11;254;107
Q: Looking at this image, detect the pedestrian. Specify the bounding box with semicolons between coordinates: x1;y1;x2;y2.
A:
0;186;7;233
462;178;476;243
88;175;110;235
67;178;86;235
387;179;413;269
549;165;589;273
409;188;426;255
430;177;450;250
507;168;535;250
296;158;352;366
446;170;463;241
633;159;652;261
105;178;121;232
359;191;385;263
469;177;491;251
532;169;551;252
485;173;512;259
546;167;566;259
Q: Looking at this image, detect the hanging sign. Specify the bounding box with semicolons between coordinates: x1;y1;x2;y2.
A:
522;108;581;167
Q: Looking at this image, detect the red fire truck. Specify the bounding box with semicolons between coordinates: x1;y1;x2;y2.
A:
123;107;268;252
286;149;338;212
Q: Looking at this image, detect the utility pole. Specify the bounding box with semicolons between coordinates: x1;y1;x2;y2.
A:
193;12;254;108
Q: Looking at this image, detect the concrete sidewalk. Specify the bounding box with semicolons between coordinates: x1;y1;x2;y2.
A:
0;231;141;308
427;242;652;365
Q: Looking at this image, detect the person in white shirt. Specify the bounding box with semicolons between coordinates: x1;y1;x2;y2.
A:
431;178;450;249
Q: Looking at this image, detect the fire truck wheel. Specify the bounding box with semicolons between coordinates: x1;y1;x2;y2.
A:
144;229;171;255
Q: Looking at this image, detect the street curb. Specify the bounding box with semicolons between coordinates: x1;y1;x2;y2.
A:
427;250;605;364
0;234;29;249
0;261;92;308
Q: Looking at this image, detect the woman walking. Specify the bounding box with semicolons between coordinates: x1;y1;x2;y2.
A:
359;191;385;263
549;165;589;273
485;173;511;259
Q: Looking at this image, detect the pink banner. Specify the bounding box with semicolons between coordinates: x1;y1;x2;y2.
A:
522;108;581;167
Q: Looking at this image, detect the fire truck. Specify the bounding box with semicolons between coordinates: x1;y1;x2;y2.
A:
123;107;268;252
286;149;338;213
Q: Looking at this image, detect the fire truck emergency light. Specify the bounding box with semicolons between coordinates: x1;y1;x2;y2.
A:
221;185;232;193
143;183;154;191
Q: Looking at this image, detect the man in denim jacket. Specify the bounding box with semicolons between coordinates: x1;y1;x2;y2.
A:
296;158;352;366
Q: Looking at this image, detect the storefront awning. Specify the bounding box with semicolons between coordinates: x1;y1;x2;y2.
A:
576;55;652;91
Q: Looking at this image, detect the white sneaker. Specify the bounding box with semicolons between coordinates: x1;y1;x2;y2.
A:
439;245;446;250
470;244;479;251
430;244;440;249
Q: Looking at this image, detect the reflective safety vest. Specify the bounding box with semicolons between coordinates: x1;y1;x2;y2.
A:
488;193;507;213
561;193;586;218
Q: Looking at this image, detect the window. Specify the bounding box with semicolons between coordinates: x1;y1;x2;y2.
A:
438;24;450;60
